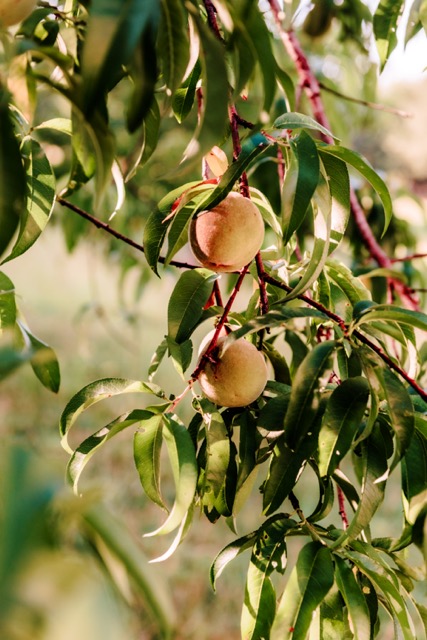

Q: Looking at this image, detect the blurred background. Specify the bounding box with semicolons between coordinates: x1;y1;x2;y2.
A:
2;4;427;639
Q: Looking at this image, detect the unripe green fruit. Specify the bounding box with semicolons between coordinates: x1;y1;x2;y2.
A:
0;0;37;27
189;192;264;273
198;331;268;407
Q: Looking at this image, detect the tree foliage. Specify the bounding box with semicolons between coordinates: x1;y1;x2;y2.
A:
1;1;427;638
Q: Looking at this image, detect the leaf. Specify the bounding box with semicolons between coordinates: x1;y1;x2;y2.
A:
320;145;393;235
125;97;160;180
352;303;427;332
344;543;415;640
274;112;338;141
172;61;201;123
244;3;277;112
144;414;198;536
192;133;270;215
158;0;189;98
332;424;388;548
33;117;73;136
401;419;427;524
148;338;168;381
334;555;371;640
0;346;33;380
318;377;370;477
18;322;60;393
133;412;165;509
270;542;334;640
59;377;165;453
166;337;193;377
319;151;350;254
67;409;152;493
281;131;320;243
167;268;218;343
182;7;229;163
210;531;257;590
2;138;55;264
326;259;372;306
374;0;404;70
202;411;230;507
242;516;297;640
80;0;160;116
0;272;16;331
126;27;158;133
283;340;336;451
0;91;27;259
143;181;200;274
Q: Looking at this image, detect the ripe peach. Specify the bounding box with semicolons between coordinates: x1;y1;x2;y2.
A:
198;331;268;407
0;0;37;27
189;192;264;272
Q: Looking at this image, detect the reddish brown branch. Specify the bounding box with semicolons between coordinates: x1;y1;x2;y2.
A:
337;484;349;529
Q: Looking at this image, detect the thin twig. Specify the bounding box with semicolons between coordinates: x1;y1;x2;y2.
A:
318;81;412;119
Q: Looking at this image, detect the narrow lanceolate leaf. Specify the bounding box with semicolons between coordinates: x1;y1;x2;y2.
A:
281;131;320;243
333;425;388;548
353;304;427;333
167;337;193;377
126;97;160;180
172;61;201;123
401;418;427;524
0;92;27;259
143;181;200;274
210;531;258;591
274;112;338;141
318;377;370;477
373;367;414;468
167;268;218;343
192;133;270;215
283;341;336;452
81;0;160;115
67;409;152;494
319;152;350;254
202;412;230;507
334;555;371;640
158;0;189;97
343;543;415;640
242;517;296;640
59;378;165;453
319;145;393;235
18;322;60;393
134;412;165;509
271;542;334;640
182;7;229;162
374;0;404;70
0;272;16;331
145;414;198;537
2;139;55;264
245;3;277;112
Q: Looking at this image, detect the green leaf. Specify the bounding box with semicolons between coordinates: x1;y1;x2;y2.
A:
320;145;393;235
67;409;152;493
158;0;189;98
401;419;427;524
282;131;320;243
210;531;257;590
134;412;165;509
0;346;33;380
0;272;16;331
2;138;55;264
167;268;218;343
144;414;198;536
172;61;201;123
33;117;73;136
344;543;415;640
274;112;338;141
332;424;388;548
18;322;60;393
148;337;168;381
334;555;371;640
81;0;160;115
374;0;404;70
242;516;297;640
0;91;27;259
126;28;158;133
126;97;160;180
283;340;336;451
143;181;200;274
59;377;165;453
202;411;230;507
271;542;334;640
319;152;350;254
167;337;193;377
353;303;427;332
244;3;277;112
326;259;372;306
318;377;370;477
182;6;229;163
